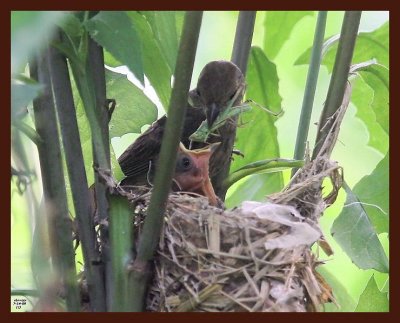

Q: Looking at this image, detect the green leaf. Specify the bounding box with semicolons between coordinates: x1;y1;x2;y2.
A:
84;11;144;84
226;173;283;208
70;68;157;186
226;47;283;207
111;146;124;182
352;153;389;233
226;158;304;189
317;267;357;312
351;76;388;154
11;11;66;74
128;11;173;110
331;182;389;273
356;64;389;134
355;275;389;312
11;81;43;120
57;13;83;38
73;81;94;185
141;11;179;72
264;11;314;60
295;21;389;70
106;69;158;138
104;50;122;68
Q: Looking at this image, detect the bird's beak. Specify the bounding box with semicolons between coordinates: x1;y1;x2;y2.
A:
178;143;220;206
206;102;220;128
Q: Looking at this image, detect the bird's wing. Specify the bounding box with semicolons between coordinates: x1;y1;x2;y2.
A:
118;117;166;178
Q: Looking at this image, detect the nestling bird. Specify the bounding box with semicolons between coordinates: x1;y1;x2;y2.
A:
118;60;245;202
119;142;219;206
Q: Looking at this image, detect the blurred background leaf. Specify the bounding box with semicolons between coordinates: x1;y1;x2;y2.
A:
11;11;66;75
263;11;314;60
295;22;389;69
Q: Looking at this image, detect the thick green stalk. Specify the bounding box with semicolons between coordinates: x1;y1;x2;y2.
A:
48;33;106;311
87;34;113;310
109;195;133;311
30;52;80;311
213;11;256;199
231;11;257;75
130;11;203;312
292;11;327;175
312;11;362;159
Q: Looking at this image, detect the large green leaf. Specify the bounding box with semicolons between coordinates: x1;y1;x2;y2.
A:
226;47;283;207
106;69;157;138
71;68;156;185
84;11;144;85
356;65;389;135
128;11;173;110
331;182;389;273
263;11;314;60
72;80;94;185
295;22;389;70
351;76;388;154
352;153;389;234
140;11;179;72
355;275;389;312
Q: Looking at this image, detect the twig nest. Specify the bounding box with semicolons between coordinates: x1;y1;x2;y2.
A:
145;194;334;312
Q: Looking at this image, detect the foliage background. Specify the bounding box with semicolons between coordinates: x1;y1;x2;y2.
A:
11;11;389;311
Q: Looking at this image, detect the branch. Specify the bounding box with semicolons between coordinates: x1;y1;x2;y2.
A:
30;51;80;312
231;11;257;75
130;11;204;312
312;11;362;160
87;28;113;310
48;31;106;311
213;11;256;199
292;11;327;176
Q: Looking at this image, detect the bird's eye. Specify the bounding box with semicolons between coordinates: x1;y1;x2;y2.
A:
196;89;201;97
178;156;192;170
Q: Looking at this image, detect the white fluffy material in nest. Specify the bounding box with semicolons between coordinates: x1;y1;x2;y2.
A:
145;195;334;312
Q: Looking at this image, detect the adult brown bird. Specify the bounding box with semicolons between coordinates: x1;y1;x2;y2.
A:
118;60;245;202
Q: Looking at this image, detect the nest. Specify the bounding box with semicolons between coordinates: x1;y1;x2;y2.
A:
87;89;349;312
120;155;341;312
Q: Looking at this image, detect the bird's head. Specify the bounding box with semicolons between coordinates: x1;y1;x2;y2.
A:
173;142;220;206
196;60;245;128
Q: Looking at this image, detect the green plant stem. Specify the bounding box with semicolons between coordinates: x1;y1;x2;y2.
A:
312;11;362;160
86;32;113;310
213;11;256;199
231;11;257;75
225;159;304;189
109;195;134;311
48;32;106;312
292;11;327;176
11;289;40;297
30;52;80;312
12;121;42;146
130;11;203;312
